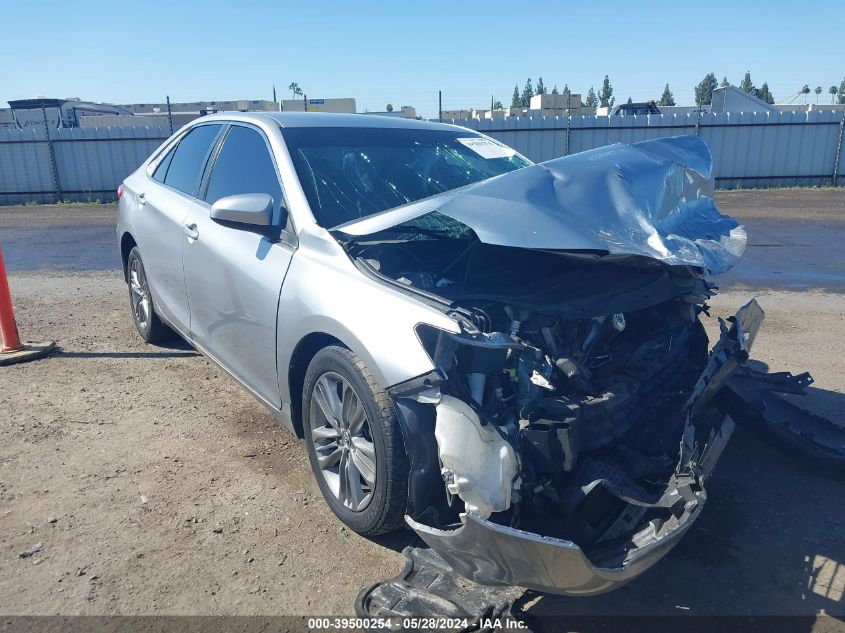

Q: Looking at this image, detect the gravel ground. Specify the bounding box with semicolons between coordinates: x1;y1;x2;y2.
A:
1;190;844;621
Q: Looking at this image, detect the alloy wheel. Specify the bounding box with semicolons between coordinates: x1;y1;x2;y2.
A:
309;371;377;512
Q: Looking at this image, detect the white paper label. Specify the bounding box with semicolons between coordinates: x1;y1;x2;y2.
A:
456;137;516;159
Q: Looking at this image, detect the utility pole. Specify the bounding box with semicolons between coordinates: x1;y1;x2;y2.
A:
166;95;173;134
304;94;308;112
41;106;61;202
439;90;442;123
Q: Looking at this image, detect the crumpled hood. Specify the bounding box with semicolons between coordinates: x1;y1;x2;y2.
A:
336;135;746;275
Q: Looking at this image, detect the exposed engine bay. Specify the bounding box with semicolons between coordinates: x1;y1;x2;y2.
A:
345;231;746;593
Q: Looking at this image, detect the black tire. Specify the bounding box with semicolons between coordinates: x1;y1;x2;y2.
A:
303;345;409;535
126;247;171;344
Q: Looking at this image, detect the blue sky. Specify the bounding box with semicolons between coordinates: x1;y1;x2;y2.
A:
3;0;843;119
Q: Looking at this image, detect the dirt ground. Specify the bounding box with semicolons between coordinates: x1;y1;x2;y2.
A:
1;189;844;622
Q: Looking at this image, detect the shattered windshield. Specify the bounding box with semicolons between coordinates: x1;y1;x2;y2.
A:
281;127;530;228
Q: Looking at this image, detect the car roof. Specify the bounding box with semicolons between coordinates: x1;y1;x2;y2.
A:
195;111;468;131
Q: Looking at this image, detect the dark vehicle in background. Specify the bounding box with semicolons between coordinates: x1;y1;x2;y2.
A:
610;100;661;116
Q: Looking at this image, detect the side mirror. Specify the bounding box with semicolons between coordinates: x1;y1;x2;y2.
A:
210;193;274;227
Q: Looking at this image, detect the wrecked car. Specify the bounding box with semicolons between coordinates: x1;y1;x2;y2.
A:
117;113;842;598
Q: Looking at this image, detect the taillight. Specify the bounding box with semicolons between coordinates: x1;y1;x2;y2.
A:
117;183;125;201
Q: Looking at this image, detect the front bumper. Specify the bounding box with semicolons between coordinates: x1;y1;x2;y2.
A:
408;413;733;596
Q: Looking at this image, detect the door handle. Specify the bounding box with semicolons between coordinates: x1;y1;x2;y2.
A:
137;192;146;206
183;223;199;240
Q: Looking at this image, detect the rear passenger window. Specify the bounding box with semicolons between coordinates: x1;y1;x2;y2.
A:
152;147;175;183
162;125;221;195
205;126;283;215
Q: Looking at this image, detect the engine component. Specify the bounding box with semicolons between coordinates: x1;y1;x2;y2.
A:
435;395;519;518
521;418;580;473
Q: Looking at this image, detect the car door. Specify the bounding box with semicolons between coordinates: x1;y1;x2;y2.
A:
134;124;223;333
181;123;296;407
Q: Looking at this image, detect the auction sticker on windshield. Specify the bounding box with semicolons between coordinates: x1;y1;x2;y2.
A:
456;137;516;159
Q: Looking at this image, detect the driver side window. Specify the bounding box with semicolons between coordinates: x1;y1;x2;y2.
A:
205;126;285;225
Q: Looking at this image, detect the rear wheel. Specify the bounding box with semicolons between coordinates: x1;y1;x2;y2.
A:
303;346;408;535
126;247;170;343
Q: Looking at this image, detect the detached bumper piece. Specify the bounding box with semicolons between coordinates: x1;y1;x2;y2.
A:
718;365;845;476
355;546;524;628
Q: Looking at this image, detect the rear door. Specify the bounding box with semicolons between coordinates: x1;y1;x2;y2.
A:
135;124;223;332
182;123;296;406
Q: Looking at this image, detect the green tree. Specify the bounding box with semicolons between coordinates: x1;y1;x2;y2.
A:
830;85;839;104
599;75;614;108
585;86;598;109
814;86;822;103
839;78;845;104
658;83;676;106
757;82;775;104
551;85;559;95
288;82;303;99
720;76;730;87
493;100;503;110
511;84;521;108
386;104;393;112
536;77;547;95
695;73;718;106
521;78;534;107
740;71;754;93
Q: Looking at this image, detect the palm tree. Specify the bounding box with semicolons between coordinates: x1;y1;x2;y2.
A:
815;86;822;103
830;86;839;104
288;82;303;100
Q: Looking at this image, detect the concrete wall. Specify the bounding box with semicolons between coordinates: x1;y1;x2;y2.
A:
1;110;843;204
449;110;845;189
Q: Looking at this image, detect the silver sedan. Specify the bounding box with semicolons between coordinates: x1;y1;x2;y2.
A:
118;112;761;595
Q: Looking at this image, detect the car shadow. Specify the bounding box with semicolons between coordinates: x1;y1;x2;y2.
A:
57;349;199;359
56;334;199;359
368;526;426;553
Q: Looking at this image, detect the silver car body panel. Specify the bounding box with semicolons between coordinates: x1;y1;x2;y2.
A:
127;181;196;332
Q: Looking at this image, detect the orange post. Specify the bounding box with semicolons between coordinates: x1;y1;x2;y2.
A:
0;244;23;353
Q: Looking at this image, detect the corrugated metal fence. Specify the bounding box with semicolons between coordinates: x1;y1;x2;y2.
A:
0;126;169;204
453;110;845;189
0;111;843;204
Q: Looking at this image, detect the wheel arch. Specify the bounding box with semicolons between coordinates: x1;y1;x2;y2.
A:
120;232;137;283
286;332;344;438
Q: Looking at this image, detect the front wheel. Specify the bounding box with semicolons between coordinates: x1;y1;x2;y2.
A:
302;346;409;535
